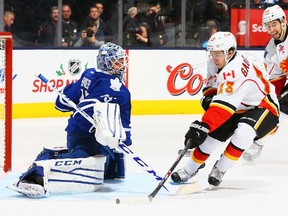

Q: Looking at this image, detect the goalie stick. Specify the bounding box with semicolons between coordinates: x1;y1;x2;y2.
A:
36;73;209;201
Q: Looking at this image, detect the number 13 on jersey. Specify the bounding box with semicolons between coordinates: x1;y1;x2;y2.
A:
218;81;235;94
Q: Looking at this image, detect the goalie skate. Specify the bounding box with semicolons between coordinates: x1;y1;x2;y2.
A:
7;181;47;198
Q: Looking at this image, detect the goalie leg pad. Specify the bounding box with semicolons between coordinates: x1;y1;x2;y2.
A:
18;146;70;184
45;155;106;194
15;155;106;197
104;151;125;180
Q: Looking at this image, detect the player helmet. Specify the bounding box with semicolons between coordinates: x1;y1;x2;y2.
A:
97;42;128;82
207;31;237;55
262;5;286;28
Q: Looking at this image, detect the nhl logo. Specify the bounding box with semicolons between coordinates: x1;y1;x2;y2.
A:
68;59;81;76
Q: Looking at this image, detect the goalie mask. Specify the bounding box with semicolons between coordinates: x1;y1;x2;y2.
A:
97;42;128;82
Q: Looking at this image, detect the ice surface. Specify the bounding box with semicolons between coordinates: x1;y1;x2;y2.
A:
1;114;288;216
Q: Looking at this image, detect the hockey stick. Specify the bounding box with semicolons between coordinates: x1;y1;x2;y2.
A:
36;74;209;202
147;138;193;201
178;148;193;157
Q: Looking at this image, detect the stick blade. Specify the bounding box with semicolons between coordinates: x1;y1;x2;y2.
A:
173;179;210;195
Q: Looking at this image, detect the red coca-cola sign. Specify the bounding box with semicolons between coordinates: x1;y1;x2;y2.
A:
166;63;204;96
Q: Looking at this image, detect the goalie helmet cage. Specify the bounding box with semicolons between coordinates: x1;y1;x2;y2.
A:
0;32;12;172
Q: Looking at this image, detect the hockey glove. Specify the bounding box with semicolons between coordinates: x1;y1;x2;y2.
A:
122;131;132;146
184;120;210;149
200;94;215;111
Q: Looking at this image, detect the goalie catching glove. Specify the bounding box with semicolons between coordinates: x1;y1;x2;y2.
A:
185;120;210;149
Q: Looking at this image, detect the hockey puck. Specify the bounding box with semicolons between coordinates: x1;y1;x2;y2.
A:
116;198;121;204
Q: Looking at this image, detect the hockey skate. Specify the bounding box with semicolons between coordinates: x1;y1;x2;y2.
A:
208;164;226;187
242;142;263;161
7;181;48;198
171;163;205;183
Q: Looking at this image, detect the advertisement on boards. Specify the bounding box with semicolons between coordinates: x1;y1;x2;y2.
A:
11;49;264;117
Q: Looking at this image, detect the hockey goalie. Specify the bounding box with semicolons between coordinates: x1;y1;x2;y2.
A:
9;42;132;198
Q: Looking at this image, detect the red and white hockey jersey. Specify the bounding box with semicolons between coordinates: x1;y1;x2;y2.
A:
202;53;279;132
264;37;288;79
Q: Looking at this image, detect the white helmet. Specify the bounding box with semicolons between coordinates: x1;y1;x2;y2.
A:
207;31;237;55
262;5;286;28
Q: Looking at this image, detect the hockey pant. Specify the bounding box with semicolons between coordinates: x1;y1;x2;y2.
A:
189;108;279;172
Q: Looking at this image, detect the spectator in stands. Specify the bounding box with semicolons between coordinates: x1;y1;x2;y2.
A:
38;6;58;46
127;6;138;19
197;1;229;31
95;1;104;18
250;0;266;8
62;4;78;47
3;10;15;32
93;2;113;42
124;22;152;47
137;2;167;46
3;9;23;47
198;0;217;24
74;20;104;47
123;7;140;44
82;5;113;43
216;0;230;31
195;19;219;48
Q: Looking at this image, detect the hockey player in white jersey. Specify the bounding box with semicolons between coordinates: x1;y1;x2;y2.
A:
171;32;279;187
9;42;132;198
243;4;288;161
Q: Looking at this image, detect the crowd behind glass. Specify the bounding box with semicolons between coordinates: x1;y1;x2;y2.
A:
2;0;287;48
